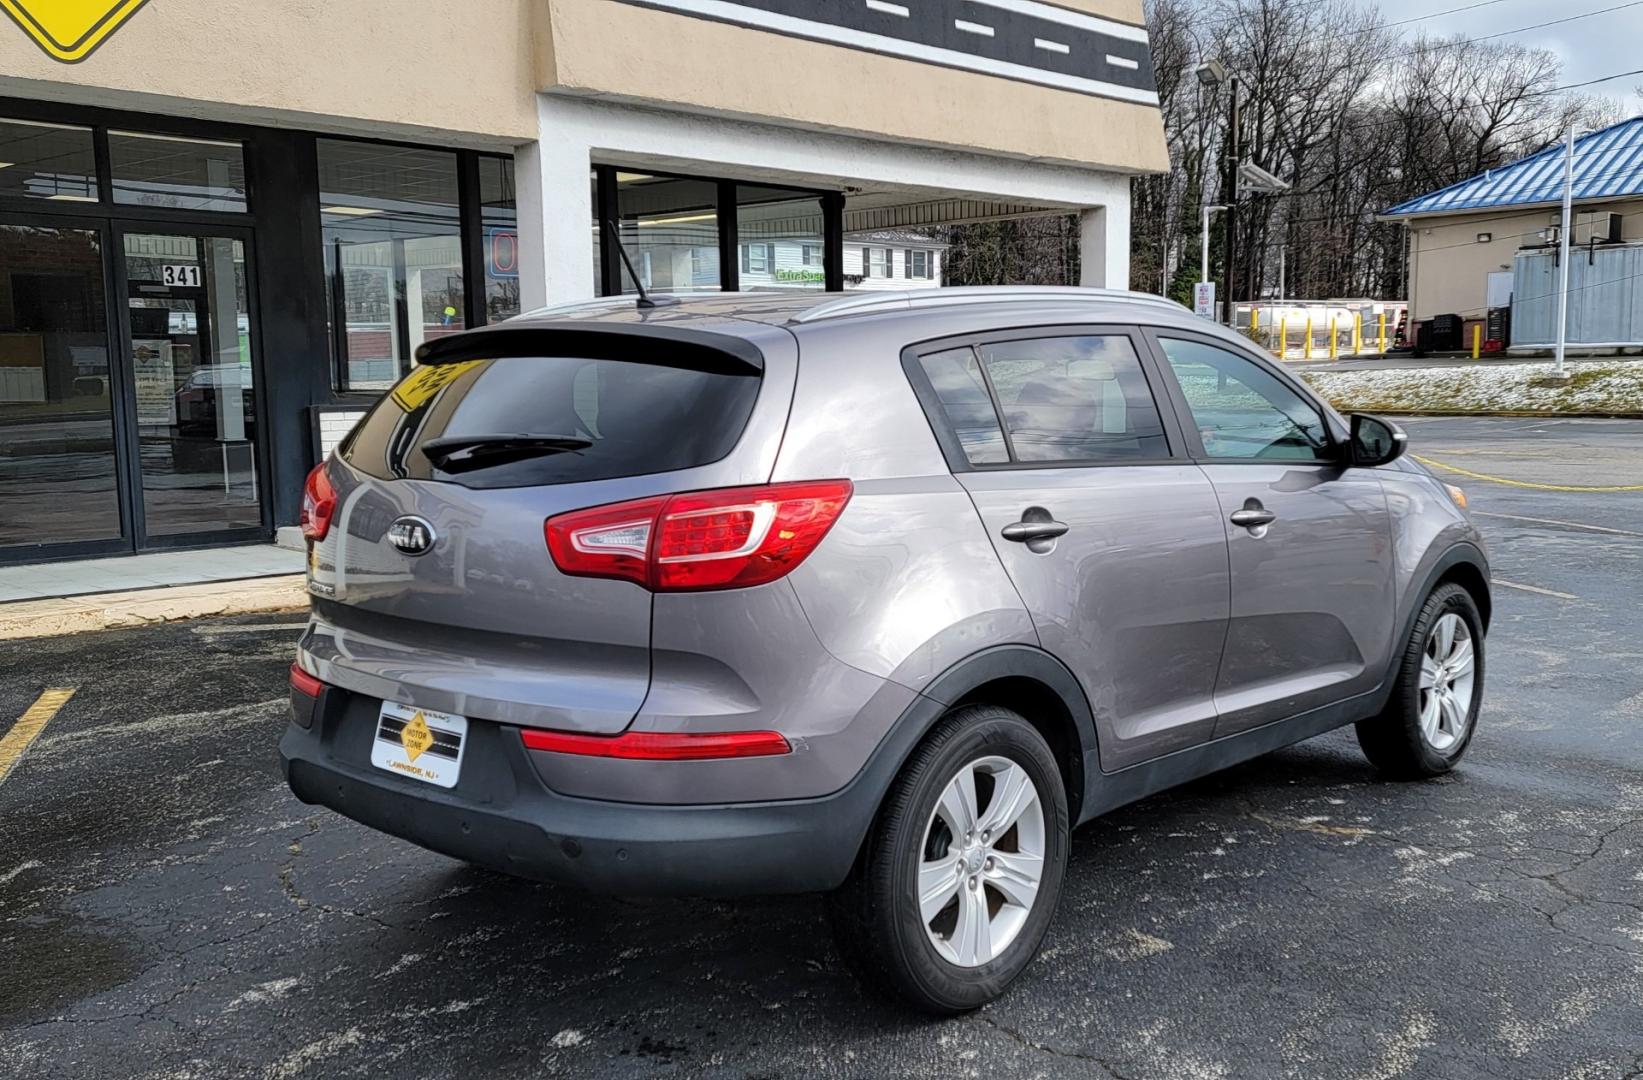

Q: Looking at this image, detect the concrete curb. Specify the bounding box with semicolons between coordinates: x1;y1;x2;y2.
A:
0;576;307;642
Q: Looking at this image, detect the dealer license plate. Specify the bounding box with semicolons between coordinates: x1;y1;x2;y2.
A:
371;701;468;789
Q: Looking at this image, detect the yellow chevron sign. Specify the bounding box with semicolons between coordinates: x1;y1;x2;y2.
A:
1;0;150;63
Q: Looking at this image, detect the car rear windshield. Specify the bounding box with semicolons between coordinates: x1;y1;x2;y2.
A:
339;351;762;489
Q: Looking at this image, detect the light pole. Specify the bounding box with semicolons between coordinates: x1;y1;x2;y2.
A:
1554;125;1578;379
1201;202;1227;296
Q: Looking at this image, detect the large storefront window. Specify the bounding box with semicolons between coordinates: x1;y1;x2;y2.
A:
480;156;520;322
615;173;721;295
0;118;98;202
737;185;825;292
319;140;464;391
590;166;841;296
0;224;121;549
109;132;247;213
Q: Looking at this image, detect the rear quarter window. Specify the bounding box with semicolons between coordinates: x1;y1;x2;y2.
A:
340;352;762;489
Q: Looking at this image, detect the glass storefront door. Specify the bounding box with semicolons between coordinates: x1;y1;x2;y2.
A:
120;229;263;540
0;222;124;555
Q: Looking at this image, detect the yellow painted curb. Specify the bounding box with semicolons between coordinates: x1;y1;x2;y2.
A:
0;576;306;642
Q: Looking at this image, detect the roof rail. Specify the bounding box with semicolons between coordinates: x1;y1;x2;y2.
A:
508;295;640;322
789;286;1189;325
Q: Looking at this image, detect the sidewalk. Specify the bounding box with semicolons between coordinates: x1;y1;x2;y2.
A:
0;545;307;641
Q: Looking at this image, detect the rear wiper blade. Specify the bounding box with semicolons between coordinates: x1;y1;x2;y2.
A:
420;433;593;470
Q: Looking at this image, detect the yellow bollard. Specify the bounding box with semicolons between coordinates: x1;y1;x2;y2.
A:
1304;316;1313;359
1353;313;1363;354
1278;316;1287;359
1378;312;1387;354
1329;315;1339;360
1249;307;1259;336
1472;324;1482;360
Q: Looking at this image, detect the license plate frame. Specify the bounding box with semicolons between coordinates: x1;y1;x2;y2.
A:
370;701;468;789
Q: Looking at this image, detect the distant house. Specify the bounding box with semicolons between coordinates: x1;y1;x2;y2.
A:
842;230;948;290
1382;117;1643;347
623;225;946;293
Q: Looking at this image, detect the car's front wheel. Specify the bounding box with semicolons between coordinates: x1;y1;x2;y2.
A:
1356;582;1485;778
827;704;1069;1014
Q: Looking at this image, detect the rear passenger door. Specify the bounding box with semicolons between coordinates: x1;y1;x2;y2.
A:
1143;331;1395;738
906;328;1231;772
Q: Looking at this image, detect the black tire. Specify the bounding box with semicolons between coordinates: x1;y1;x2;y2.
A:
1356;582;1485;778
826;704;1069;1015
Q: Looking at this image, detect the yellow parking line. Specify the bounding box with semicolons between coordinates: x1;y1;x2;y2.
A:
1413;455;1643;493
0;688;75;786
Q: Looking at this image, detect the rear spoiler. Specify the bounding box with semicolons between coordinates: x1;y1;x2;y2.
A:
412;321;764;376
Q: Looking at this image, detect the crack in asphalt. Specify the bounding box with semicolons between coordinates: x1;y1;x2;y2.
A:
971;1014;1133;1079
276;822;401;934
1241;801;1643;956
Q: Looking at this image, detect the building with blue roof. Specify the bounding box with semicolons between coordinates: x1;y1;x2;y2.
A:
1382;117;1643;341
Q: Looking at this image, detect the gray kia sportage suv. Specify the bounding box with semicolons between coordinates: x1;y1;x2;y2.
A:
282;287;1489;1013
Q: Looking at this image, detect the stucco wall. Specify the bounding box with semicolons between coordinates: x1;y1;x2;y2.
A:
0;0;539;145
540;0;1170;174
1407;212;1540;323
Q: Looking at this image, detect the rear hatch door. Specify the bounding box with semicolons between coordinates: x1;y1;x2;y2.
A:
303;320;796;733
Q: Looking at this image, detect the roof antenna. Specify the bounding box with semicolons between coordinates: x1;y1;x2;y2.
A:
607;218;681;310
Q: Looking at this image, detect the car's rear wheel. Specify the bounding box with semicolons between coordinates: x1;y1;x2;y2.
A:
1356;582;1484;778
827;704;1068;1014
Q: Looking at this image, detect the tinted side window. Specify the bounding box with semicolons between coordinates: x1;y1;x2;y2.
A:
916;347;1009;465
978;335;1168;463
1158;338;1331;460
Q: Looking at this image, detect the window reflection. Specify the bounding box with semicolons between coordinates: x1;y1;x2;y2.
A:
615;173;720;295
110;131;247;213
737;186;824;291
319;140;464;391
0;224;120;548
0;118;98;202
480;156;520;322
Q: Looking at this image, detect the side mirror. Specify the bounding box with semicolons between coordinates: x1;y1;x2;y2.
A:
1349;413;1408;467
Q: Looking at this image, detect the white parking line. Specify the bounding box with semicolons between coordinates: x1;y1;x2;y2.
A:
1474;511;1643;539
191;622;308;635
1494;579;1579;601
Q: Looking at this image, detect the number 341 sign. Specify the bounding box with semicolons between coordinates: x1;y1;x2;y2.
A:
160;264;201;288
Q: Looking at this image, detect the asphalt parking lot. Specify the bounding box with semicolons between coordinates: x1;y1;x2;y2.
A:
2;417;1641;1080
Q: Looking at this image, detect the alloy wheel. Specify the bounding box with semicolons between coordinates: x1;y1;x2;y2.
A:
917;755;1045;968
1419;613;1476;752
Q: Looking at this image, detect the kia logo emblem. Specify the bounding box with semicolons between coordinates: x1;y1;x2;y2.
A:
387;516;437;556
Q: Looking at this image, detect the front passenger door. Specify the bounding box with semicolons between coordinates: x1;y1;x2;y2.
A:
909;329;1231;773
1147;332;1396;738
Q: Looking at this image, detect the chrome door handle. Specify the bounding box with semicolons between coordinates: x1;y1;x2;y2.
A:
1229;501;1277;529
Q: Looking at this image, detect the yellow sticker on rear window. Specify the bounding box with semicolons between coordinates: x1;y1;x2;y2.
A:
389;360;484;414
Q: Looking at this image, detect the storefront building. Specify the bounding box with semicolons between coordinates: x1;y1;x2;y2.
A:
0;0;1166;565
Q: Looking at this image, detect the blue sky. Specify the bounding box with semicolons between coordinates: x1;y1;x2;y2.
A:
1373;0;1643;111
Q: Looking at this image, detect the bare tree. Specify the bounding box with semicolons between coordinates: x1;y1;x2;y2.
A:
944;0;1632;302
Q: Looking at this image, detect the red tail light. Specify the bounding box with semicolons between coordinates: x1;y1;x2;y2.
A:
289;663;325;698
300;462;336;542
520;728;791;760
545;480;852;592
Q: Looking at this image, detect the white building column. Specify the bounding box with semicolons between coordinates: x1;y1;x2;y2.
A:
1079;201;1130;290
516;137;596;310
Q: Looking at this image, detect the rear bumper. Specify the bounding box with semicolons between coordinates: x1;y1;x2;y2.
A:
279;686;880;896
